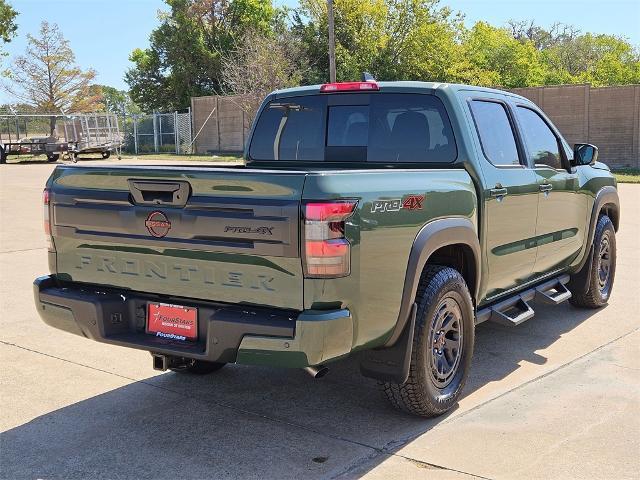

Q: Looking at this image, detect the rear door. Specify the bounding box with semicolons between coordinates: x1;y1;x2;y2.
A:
462;93;539;301
49;166;306;310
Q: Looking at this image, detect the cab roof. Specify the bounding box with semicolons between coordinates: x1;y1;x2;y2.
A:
272;81;530;103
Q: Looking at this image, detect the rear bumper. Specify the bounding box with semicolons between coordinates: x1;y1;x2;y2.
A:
33;275;353;368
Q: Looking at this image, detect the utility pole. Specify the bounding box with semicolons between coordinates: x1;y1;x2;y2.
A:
327;0;336;82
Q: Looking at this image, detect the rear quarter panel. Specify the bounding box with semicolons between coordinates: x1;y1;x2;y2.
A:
302;170;477;350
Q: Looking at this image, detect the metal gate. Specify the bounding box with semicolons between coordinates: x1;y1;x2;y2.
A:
123;111;192;154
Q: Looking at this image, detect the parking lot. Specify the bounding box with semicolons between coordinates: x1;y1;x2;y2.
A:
1;160;639;479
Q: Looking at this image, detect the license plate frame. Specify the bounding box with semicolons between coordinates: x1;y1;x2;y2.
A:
146;302;198;341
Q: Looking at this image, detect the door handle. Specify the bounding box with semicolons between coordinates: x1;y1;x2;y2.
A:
539;183;553;193
490;187;508;199
128;179;191;207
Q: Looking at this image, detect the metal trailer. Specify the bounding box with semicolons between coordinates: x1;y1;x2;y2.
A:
64;113;123;162
0;112;124;164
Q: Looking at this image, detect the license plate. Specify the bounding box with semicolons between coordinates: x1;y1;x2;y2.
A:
147;302;198;341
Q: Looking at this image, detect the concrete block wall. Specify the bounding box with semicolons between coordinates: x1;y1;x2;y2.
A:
511;84;639;169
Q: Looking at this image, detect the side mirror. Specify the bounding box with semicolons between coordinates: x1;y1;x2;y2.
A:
572;143;598;166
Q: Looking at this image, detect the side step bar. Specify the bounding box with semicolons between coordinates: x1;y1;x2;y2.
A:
476;274;572;327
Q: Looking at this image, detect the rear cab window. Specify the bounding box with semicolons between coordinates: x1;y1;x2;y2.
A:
248;93;457;164
468;100;521;167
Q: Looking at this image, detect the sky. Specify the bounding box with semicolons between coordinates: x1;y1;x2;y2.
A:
2;0;639;103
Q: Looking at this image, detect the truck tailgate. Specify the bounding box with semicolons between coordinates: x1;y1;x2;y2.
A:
48;166;306;310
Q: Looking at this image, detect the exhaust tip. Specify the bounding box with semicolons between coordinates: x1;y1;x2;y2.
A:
303;365;329;378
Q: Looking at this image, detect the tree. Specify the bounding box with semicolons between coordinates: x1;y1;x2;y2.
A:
220;29;304;123
505;20;640;86
125;0;280;111
542;33;640;86
507;20;579;51
0;0;16;42
93;85;141;115
293;0;468;84
3;21;101;133
461;22;546;87
0;0;17;59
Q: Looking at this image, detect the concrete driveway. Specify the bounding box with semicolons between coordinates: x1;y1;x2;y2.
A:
1;160;639;479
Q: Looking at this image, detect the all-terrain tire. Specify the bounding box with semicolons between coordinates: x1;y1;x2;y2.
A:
382;265;475;417
171;360;226;375
569;215;616;309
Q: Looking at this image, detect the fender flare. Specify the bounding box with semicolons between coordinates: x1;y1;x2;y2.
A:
384;217;480;347
360;217;480;383
571;186;620;274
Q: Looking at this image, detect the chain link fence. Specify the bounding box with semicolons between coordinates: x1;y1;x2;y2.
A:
121;111;193;154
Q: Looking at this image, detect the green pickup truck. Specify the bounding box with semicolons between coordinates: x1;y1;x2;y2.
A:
34;80;619;417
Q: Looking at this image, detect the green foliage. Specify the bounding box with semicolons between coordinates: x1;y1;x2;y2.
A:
294;0;464;83
0;0;17;60
125;0;280;111
542;33;640;86
459;22;546;87
0;0;17;44
92;85;142;115
124;0;640;112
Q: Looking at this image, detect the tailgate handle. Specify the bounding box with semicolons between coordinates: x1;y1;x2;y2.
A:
128;180;191;207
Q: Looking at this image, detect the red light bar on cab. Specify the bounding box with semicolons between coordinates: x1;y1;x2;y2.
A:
320;81;379;93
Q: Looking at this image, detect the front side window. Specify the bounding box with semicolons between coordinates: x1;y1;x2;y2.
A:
469;100;520;166
248;93;457;163
516;107;563;170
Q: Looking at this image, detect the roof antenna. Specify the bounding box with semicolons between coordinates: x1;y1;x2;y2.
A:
361;72;375;82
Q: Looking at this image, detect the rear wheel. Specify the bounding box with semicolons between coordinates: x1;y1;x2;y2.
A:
171;359;226;375
1;147;7;164
101;151;111;159
382;265;474;417
569;215;616;308
47;153;60;162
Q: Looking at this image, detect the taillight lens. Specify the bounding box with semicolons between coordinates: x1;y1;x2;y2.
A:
43;188;53;250
303;200;357;278
320;81;379;93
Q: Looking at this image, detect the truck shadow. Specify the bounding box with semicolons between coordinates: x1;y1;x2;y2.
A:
1;302;603;479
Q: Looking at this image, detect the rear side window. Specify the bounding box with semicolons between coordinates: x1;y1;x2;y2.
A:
248;93;457;163
516;106;563;170
469;100;520;166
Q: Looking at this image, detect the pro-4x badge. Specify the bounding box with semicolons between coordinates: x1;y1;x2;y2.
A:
371;194;424;213
224;226;274;235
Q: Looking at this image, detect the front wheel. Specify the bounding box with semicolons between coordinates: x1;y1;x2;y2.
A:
569;215;616;308
382;265;475;417
46;153;60;162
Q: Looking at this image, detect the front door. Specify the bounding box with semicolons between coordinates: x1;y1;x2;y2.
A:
512;104;588;276
464;94;540;302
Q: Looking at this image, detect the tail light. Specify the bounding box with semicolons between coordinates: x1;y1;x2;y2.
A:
320;81;379;93
303;200;357;278
43;188;53;250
